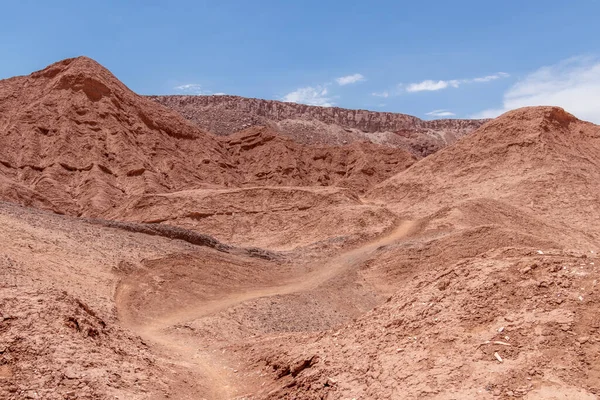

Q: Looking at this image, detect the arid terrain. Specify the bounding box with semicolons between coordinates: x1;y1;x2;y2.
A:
1;57;600;400
150;95;485;157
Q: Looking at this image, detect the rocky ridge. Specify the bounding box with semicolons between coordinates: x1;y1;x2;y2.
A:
150;94;486;157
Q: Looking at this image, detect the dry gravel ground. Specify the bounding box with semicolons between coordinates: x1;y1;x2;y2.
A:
1;57;600;400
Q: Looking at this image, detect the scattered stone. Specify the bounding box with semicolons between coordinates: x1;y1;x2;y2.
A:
494;352;503;363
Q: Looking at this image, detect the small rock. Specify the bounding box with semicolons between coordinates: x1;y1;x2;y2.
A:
578;336;589;344
437;280;449;291
290;356;317;377
64;368;80;380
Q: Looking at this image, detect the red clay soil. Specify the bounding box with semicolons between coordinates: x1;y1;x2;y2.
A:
2;57;600;400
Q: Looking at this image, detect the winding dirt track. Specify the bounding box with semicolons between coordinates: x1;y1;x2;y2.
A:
116;220;416;399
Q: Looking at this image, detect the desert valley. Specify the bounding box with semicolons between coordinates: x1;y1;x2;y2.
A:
1;56;600;400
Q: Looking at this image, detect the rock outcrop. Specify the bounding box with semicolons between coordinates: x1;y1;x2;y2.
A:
150;95;487;157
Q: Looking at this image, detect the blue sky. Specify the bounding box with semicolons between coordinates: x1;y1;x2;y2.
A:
1;1;600;121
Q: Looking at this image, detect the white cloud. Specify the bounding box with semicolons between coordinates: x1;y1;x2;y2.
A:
472;57;600;123
336;73;365;86
371;91;389;98
174;83;210;95
406;79;460;92
212;92;227;96
282;86;334;107
426;109;456;117
471;72;509;83
405;72;509;93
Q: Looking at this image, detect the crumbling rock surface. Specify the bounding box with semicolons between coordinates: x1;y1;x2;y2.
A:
150;94;486;157
0;58;416;221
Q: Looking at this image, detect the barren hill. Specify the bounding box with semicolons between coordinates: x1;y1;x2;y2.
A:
0;56;235;217
370;106;600;241
150;94;486;157
0;57;415;220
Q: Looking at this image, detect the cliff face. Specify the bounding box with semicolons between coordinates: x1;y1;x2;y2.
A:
150;95;487;157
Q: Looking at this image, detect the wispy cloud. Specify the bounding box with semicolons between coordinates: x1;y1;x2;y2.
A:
336;73;365;86
406;80;460;92
472;57;600;123
426;109;456;117
174;83;210;95
405;72;510;93
471;72;509;83
371;91;389;98
281;72;364;106
282;85;333;107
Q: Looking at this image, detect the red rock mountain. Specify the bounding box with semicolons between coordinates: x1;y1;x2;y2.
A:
0;57;235;216
150;94;486;157
0;57;416;218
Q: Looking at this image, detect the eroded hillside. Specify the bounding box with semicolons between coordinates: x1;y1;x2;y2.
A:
2;58;599;400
